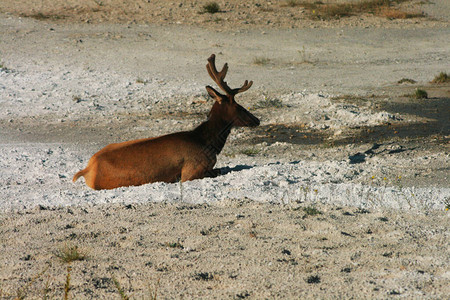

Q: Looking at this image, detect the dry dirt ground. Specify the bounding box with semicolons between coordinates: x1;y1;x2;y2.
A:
1;201;448;299
1;0;448;29
0;0;449;299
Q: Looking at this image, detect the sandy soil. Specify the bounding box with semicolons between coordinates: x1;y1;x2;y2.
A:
1;201;449;299
0;0;449;298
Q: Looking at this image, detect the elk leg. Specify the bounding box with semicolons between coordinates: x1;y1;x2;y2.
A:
181;165;207;182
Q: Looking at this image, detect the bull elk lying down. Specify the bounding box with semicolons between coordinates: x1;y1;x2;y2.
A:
73;54;260;190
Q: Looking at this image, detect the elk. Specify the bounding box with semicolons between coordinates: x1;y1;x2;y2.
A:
73;54;260;190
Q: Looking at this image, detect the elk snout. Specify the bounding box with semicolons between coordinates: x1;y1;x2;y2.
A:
235;105;260;127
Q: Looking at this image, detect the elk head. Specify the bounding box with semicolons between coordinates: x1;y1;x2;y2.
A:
206;54;260;127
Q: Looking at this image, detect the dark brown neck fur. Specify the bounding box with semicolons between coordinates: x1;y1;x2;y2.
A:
192;113;232;158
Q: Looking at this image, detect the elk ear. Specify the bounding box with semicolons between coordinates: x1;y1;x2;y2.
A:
206;86;224;103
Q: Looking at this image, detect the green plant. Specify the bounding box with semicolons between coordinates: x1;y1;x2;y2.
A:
201;2;220;14
253;57;271;66
113;277;131;300
303;206;322;216
397;78;416;84
166;241;184;249
414;88;428;99
297;45;313;64
136;78;148;84
72;95;83;103
255;97;283;108
113;276;160;299
42;275;51;300
430;72;449;84
55;245;86;263
15;267;49;300
240;148;260;156
223;151;236;158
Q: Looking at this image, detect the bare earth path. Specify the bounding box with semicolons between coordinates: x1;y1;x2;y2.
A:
0;1;449;298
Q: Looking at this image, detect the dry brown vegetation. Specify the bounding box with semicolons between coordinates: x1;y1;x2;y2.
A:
0;0;429;29
398;78;417;84
286;0;425;20
430;72;450;83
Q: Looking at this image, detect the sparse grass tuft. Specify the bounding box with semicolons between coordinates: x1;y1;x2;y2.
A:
201;2;220;14
113;277;131;300
303;206;322;216
253;57;271;66
255;97;283;109
147;278;160;300
397;78;416;84
430;72;449;84
297;46;313;64
240;148;260;156
414;88;428;99
113;276;160;299
0;60;10;72
72;95;83;103
43;275;51;300
23;12;65;20
8;257;163;299
282;0;303;7
55;245;86;263
136;78;148;84
166;241;184;249
15;267;49;300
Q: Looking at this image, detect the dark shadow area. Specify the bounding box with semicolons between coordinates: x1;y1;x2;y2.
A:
219;164;255;176
349;142;413;164
382;96;449;128
334;121;448;146
335;96;449;146
246;97;449;148
348;152;367;164
248;124;327;146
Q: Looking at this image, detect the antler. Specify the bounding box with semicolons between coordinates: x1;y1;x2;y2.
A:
206;54;253;96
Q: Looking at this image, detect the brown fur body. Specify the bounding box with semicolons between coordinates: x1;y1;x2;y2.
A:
73;130;215;190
